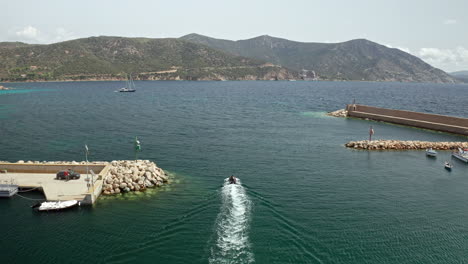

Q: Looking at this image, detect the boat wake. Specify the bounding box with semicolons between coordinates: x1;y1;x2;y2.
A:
209;178;254;264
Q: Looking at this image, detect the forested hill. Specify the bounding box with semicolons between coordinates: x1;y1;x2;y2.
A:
181;34;458;83
0;36;294;81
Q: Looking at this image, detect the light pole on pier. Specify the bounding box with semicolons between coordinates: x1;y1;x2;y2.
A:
85;144;91;190
134;136;141;161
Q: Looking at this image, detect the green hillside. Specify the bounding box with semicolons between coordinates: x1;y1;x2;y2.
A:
181;34;458;83
0;36;295;81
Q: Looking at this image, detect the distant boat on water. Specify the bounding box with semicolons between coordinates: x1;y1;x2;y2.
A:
117;74;136;92
425;148;437;157
444;161;453;171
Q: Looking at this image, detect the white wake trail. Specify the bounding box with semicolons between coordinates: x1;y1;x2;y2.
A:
209;178;254;264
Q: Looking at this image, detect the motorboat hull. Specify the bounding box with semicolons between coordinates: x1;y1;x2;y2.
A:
452;153;468;163
37;200;80;211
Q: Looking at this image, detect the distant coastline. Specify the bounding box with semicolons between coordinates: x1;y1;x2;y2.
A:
1;78;466;84
0;35;459;84
0;85;13;90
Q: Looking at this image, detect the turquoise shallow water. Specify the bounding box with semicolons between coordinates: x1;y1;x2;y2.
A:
1;81;468;263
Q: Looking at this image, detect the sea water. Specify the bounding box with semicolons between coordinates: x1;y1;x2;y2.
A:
1;81;468;263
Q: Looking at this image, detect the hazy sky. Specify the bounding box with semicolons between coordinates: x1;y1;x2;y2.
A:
2;0;467;72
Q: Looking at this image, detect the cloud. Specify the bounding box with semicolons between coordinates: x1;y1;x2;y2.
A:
15;26;40;40
384;44;411;54
443;19;457;25
11;26;76;44
419;48;459;63
52;27;76;43
456;46;468;61
418;46;468;71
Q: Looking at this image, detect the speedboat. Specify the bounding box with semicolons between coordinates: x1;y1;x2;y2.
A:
228;176;237;184
426;148;437;157
33;200;80;211
444;161;453;171
452;148;468;163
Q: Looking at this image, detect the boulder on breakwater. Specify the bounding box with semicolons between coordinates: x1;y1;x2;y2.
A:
327;109;348;117
101;160;168;195
345;140;468;150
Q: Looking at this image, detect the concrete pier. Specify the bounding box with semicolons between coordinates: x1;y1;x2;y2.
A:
346;104;468;136
0;162;110;204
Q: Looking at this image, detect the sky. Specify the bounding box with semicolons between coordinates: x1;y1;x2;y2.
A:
2;0;467;72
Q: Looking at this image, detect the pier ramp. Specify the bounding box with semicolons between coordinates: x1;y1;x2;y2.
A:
346;104;468;136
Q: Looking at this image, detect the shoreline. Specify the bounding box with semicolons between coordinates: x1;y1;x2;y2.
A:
2;79;466;85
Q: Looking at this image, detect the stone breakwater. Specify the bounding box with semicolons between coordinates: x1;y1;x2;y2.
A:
345;140;468;150
327;109;348;117
102;160;168;195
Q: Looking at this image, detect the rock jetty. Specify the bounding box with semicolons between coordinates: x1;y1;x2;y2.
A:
102;160;168;195
346;140;468;150
327;109;348;117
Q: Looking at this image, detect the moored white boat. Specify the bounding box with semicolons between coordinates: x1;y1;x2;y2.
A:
425;148;437;157
444;161;453;171
452;148;468;163
36;200;80;211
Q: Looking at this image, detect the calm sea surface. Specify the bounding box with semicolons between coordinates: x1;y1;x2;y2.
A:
1;81;468;264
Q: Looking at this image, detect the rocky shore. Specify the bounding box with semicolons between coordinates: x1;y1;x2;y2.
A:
327;109;348;117
345;140;468;150
0;85;12;90
101;160;168;195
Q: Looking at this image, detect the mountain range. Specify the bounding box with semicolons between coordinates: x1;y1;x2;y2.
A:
181;34;458;83
0;37;293;82
450;71;468;83
0;34;459;83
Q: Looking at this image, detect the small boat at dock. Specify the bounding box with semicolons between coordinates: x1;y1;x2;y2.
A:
452;148;468;163
0;183;18;197
33;200;80;211
426;148;437;157
444;161;453;171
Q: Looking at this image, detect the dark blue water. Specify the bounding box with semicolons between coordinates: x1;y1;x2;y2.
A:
1;81;468;263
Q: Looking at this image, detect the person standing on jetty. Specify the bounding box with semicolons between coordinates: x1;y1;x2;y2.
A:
369;126;374;141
